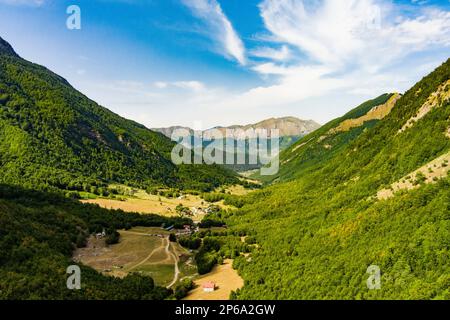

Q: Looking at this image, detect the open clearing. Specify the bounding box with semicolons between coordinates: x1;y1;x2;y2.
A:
331;93;401;134
81;189;233;222
73;227;195;287
377;151;450;200
219;184;254;196
184;259;244;301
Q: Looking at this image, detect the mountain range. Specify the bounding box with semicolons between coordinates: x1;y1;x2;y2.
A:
153;117;320;139
154;117;320;172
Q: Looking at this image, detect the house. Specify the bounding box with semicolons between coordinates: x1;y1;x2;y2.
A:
202;281;216;292
96;229;106;239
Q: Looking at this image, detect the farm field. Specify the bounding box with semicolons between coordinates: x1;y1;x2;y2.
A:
184;259;244;300
73;227;196;287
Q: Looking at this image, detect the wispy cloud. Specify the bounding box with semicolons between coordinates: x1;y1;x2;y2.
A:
220;0;450;111
168;0;450;125
249;45;291;62
258;0;450;69
154;80;206;92
0;0;46;6
181;0;247;65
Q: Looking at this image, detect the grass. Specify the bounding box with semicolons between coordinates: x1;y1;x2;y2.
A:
183;259;244;301
134;264;175;287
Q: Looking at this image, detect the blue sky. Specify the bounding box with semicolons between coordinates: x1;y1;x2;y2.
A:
0;0;449;128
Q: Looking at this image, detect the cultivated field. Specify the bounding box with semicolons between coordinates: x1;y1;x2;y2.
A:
184;259;244;300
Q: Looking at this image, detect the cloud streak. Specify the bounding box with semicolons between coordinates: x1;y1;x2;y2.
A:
258;0;450;69
217;0;450;111
181;0;246;65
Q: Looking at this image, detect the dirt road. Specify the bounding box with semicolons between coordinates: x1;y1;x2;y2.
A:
166;238;180;288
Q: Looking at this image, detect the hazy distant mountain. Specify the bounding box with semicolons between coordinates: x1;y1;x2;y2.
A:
153;117;320;139
153;117;320;172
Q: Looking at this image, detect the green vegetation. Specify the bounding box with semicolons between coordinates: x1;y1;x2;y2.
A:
222;59;450;299
254;93;394;184
0;37;238;194
1;36;449;300
202;192;246;208
174;278;195;300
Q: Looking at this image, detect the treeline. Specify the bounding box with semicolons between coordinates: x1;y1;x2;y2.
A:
202;192;247;208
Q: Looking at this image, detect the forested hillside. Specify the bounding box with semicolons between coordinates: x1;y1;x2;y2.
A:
223;59;450;299
254;93;397;183
0;37;237;193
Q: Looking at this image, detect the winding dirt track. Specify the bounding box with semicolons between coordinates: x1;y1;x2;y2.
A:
128;240;163;271
166;238;180;288
120;230;180;288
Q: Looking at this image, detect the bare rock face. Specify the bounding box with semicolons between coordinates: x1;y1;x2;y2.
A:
153;117;321;139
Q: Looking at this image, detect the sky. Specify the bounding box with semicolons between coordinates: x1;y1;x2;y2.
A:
0;0;449;129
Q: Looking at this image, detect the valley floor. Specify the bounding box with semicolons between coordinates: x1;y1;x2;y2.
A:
80;184;251;222
73;227;195;288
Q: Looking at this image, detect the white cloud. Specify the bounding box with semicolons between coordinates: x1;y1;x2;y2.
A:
181;0;246;65
258;0;450;69
214;0;450;115
154;81;169;89
73;0;450;128
222;65;346;109
173;81;206;92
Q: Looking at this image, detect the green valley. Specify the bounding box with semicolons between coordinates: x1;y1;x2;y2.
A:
0;33;449;302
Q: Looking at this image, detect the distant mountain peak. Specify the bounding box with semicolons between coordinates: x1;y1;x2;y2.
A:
153;117;321;138
0;37;19;57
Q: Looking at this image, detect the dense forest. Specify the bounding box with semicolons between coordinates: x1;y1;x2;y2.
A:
217;59;450;299
0;36;238;193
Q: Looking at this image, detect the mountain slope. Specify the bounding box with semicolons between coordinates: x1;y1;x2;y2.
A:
254;93;398;183
221;59;450;299
0;37;237;192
